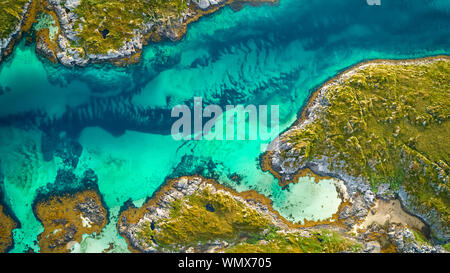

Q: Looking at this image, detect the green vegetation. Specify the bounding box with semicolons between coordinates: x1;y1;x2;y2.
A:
0;0;29;38
226;228;361;253
443;242;450;251
72;0;189;54
283;59;450;233
136;187;272;249
133;182;361;253
0;204;17;253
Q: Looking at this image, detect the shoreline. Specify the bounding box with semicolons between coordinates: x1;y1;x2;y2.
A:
262;55;450;185
0;0;277;67
261;55;450;243
117;174;437;253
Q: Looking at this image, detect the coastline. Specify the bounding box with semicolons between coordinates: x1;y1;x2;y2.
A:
261;55;450;243
117;174;438;253
117;174;359;253
0;0;277;67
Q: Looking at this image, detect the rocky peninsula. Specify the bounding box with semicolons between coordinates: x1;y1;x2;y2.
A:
0;0;276;66
0;172;20;253
34;189;107;253
0;204;18;253
118;175;363;253
262;56;450;246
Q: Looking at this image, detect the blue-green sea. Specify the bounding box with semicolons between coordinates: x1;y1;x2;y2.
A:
0;0;449;252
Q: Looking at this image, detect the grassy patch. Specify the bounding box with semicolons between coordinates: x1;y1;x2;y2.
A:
0;205;17;253
284;59;450;233
411;229;431;246
443;242;450;251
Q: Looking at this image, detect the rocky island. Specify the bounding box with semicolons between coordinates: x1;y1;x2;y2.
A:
263;56;450;246
118;176;363;253
34;189;107;253
0;0;276;66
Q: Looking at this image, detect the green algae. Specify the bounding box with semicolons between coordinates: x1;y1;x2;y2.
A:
283;59;450;235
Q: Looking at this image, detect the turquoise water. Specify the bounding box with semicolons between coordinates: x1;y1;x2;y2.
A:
0;0;449;252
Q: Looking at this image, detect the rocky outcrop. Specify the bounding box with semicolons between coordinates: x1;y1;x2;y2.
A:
76;196;105;225
193;0;226;10
0;0;276;66
118;176;367;253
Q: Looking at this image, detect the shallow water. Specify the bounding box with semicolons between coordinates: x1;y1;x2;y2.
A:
0;0;449;252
